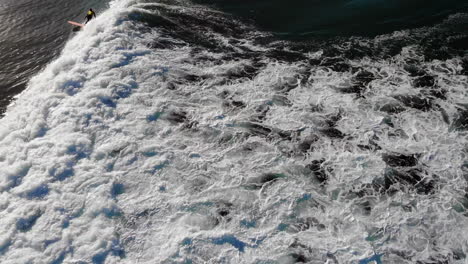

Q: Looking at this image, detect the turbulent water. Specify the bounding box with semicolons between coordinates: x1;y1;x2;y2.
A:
0;0;468;263
0;0;109;114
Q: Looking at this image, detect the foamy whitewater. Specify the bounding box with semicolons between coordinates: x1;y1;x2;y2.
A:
1;0;467;263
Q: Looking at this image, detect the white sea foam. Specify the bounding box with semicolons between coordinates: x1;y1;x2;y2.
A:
0;0;468;263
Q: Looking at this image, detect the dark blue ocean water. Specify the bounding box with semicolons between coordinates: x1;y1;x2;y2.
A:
0;0;108;115
193;0;468;38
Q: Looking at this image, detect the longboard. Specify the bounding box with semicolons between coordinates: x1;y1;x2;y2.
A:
68;21;85;27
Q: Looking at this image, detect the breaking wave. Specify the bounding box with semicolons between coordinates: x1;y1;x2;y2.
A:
0;0;467;263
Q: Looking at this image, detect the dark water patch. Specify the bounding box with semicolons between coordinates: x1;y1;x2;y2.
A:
122;208;160;229
277;130;295;141
50;165;75;182
182;73;206;84
183;120;198;130
462;163;468;181
422;39;452;61
110;238;126;259
416;254;455;264
220;51;258;62
422;87;447;100
92;251;109;264
377;39;406;58
324;110;343;127
377;168;435;195
357;143;382;152
223;100;246;109
360;254;383;264
297;135;319;153
33;125;48;138
134;208;159;220
306;159;328;184
377;102;406;114
449;36;468;50
181;237;193;246
421;35;462;62
224;63;264;80
382;153;419;167
217;208;229;217
450;107;468;131
337;85;365;95
313;109;343;128
16;211;42;232
164;110;187;124
51;251;67;264
4;165;31;190
113;81;137;100
25;184;49;199
404;64;427;77
386;249;414;262
149;38;186;50
240;219;256;228
343;42;375;60
357;200;373;216
461;58;468;75
211;235;246;252
217;90;231;99
66;144;90;160
251;103;270;122
100;206;123;219
319;57;350;73
413;75;436;88
453;190;468;215
44;238;60;248
246;173;285;189
278;253;308;263
240;142;263;152
440;107;451;125
350;183;381;198
453;249;467;260
213;202;234;224
151;160;170;173
310;104;324;113
147;111;163;122
266;48;306;63
165;82;177;90
320;128;345;139
111;183;125;198
99;97;116;108
380;116;394;128
239;122;272;137
0;239;11;256
393;94;433;111
354;70;375;86
368;135;384;150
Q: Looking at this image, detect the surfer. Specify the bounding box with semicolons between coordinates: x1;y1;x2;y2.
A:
85;9;96;24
